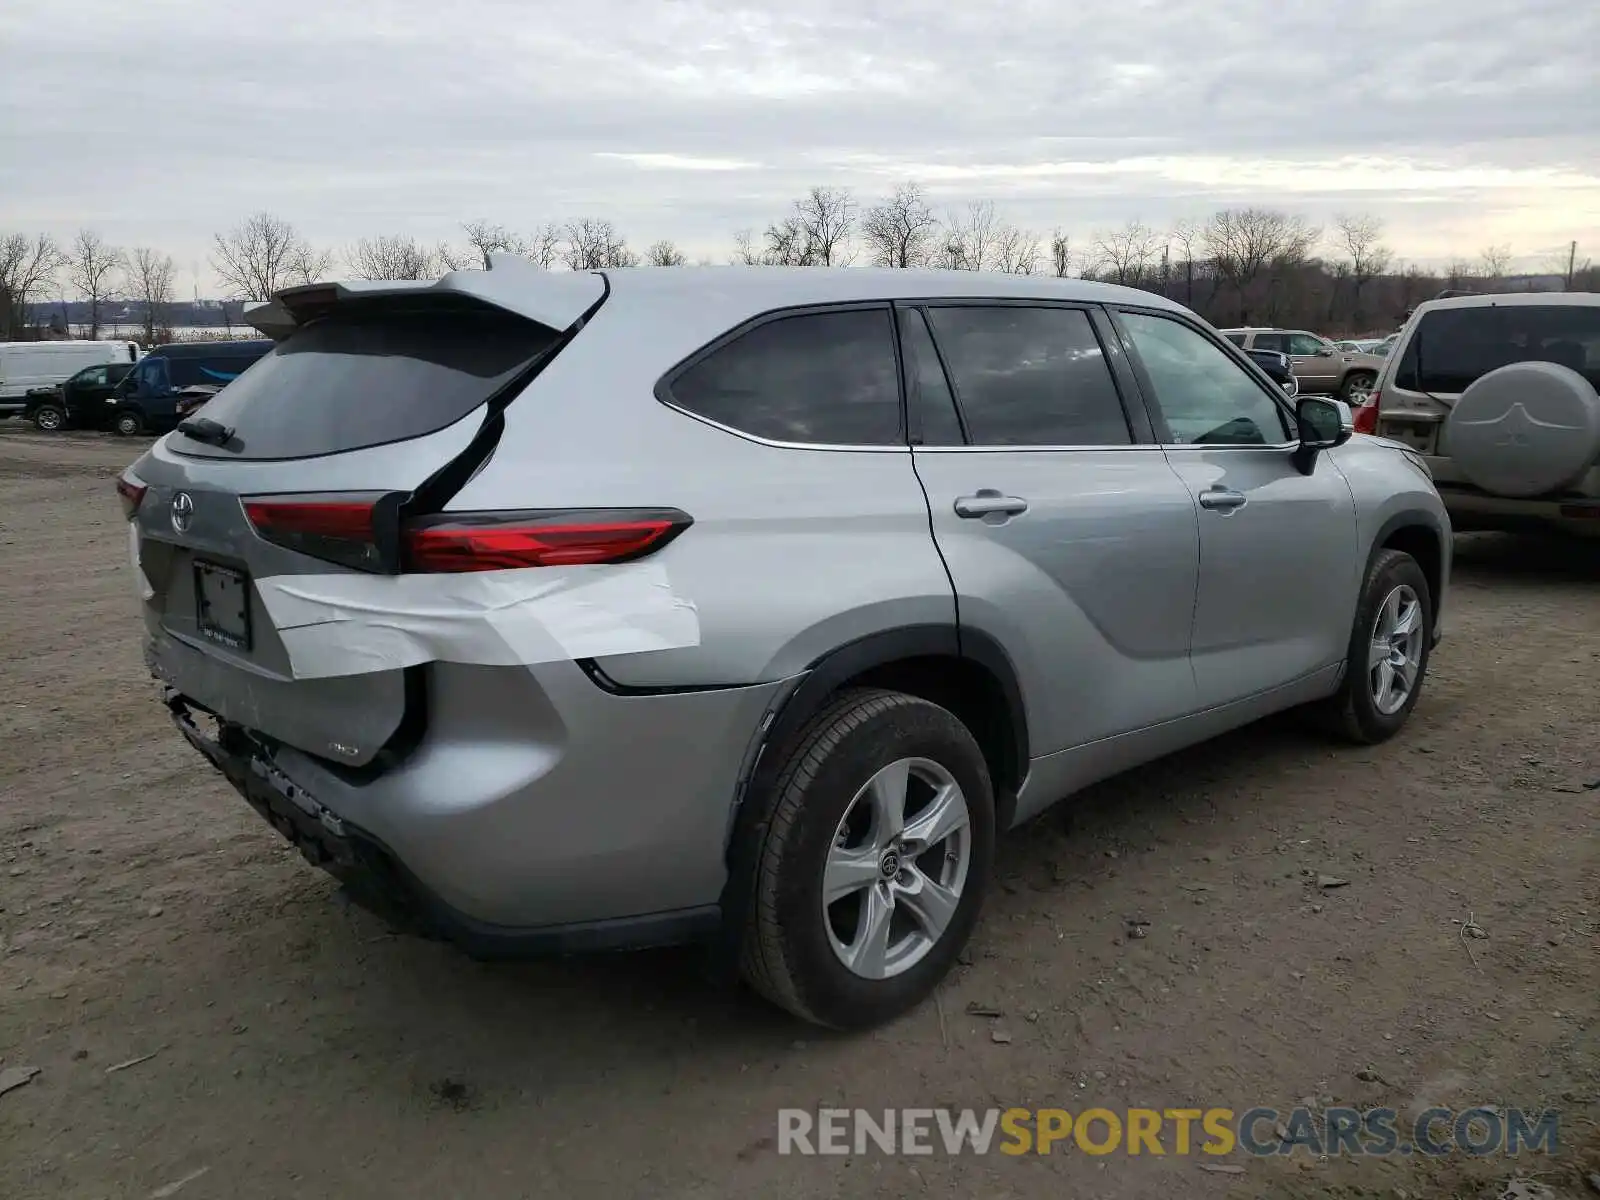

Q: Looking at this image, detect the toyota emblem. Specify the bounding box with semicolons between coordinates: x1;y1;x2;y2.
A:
171;491;195;533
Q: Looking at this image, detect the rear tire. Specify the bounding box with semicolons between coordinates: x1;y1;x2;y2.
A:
1341;371;1377;405
113;410;144;437
1313;548;1433;744
738;688;995;1030
32;404;66;432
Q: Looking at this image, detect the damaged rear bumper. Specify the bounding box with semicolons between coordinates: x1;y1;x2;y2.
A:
164;688;724;956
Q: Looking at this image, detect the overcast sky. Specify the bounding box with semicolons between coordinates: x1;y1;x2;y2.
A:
4;0;1597;294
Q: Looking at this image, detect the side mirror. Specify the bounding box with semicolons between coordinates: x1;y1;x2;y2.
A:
1316;346;1335;357
1292;396;1352;475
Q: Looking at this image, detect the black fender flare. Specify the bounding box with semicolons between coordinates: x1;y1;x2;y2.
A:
711;623;1028;970
1370;507;1449;643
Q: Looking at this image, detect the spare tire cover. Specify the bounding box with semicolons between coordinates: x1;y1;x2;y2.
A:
1444;360;1600;497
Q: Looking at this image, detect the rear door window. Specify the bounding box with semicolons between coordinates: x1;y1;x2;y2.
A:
1397;304;1600;394
173;309;559;460
924;305;1131;446
666;307;902;445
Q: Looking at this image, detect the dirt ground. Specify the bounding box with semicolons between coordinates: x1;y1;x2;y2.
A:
0;427;1595;1200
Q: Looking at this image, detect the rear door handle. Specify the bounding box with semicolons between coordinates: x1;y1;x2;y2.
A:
1197;487;1247;512
954;489;1029;519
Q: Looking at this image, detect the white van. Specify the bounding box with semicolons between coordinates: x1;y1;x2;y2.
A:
0;341;142;414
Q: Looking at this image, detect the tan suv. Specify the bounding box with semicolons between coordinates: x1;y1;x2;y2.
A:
1365;293;1600;537
1222;328;1385;404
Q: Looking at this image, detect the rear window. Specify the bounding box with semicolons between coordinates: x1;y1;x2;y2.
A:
1396;304;1600;394
666;307;902;445
174;309;558;459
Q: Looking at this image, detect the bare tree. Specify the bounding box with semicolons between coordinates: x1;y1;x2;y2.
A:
1168;219;1203;305
1478;244;1513;280
938;201;1000;271
1203;208;1320;322
1050;230;1073;278
792;186;857;266
763;216;816;266
346;235;439;281
1090;220;1163;285
562;219;638;270
1334;214;1392;327
461;220;529;269
211;212;334;301
1444;259;1475;288
127;247;176;346
645;239;688;267
860;183;938;268
67;230;125;339
436;242;476;272
730;229;766;266
0;232;67;337
995;225;1042;275
526;223;563;269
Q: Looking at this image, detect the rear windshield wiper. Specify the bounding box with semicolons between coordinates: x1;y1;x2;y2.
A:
176;416;236;446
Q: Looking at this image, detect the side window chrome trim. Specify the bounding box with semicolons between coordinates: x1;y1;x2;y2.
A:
910;443;1170;453
655;398;914;452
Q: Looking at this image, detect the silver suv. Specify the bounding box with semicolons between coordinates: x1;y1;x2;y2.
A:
1367;292;1600;537
121;260;1451;1030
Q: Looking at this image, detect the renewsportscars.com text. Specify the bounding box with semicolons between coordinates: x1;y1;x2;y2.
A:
777;1106;1560;1158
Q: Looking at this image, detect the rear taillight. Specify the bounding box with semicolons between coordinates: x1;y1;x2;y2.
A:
1353;392;1379;435
116;472;147;520
242;494;387;572
404;512;689;571
242;495;691;573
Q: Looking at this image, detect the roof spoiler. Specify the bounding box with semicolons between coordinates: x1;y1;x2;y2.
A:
242;254;606;340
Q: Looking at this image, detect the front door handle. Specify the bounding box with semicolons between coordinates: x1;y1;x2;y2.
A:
1198;487;1247;512
954;489;1029;519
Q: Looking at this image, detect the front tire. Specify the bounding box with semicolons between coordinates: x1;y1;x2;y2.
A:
113;410;144;437
1315;548;1433;744
739;688;995;1030
32;404;66;432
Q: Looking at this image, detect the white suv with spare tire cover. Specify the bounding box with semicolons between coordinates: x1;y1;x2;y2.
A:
1364;293;1600;536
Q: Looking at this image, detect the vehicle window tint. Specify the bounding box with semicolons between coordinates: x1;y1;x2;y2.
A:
1287;333;1327;356
924;306;1130;446
132;356;171;396
173;310;560;460
1252;333;1289;352
898;308;965;445
76;366;108;386
1396;304;1600;393
1121;311;1292;446
1223;332;1246;347
670;308;902;445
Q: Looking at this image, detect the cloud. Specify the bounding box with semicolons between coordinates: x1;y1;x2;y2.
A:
2;0;1596;290
593;153;763;172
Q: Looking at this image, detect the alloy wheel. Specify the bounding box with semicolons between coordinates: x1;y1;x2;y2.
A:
822;757;972;980
1369;584;1424;715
